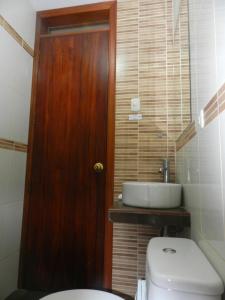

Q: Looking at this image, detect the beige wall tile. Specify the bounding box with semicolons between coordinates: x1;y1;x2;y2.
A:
113;0;190;296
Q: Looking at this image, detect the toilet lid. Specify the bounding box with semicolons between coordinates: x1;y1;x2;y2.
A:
41;289;124;300
147;238;224;295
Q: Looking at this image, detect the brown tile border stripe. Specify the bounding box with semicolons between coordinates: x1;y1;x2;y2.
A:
176;81;225;152
0;15;34;57
204;81;225;127
176;121;196;151
0;138;28;153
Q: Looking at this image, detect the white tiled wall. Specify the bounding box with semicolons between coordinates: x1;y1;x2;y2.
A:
0;28;33;143
0;0;35;298
0;0;35;45
215;0;225;90
176;0;225;285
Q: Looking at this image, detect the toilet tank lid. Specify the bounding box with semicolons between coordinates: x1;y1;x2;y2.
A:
147;238;224;296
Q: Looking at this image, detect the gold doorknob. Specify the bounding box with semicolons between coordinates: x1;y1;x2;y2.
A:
93;162;104;173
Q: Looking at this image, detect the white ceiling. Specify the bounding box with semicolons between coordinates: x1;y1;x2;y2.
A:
29;0;112;11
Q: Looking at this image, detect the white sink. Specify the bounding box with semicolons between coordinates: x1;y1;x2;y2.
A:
122;182;182;209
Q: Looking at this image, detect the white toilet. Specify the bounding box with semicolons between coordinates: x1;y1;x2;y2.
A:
41;237;224;300
144;237;224;300
41;289;124;300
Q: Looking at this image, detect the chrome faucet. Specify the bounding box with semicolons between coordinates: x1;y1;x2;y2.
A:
159;159;170;183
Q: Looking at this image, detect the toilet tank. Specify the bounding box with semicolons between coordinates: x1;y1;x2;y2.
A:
146;238;224;300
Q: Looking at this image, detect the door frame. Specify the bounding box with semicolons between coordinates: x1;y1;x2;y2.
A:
19;1;116;289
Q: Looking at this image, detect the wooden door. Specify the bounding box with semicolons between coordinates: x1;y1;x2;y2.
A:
20;31;110;291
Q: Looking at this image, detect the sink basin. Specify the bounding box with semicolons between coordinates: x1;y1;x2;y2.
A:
122;182;182;209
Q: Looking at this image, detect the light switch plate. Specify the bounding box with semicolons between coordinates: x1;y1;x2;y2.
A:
129;114;143;121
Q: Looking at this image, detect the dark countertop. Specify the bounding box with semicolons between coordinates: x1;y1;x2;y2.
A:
109;201;190;227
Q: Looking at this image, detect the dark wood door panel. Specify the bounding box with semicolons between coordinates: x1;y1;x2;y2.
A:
20;31;109;291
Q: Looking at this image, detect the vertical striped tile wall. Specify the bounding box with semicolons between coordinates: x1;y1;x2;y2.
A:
112;224;161;296
112;0;190;296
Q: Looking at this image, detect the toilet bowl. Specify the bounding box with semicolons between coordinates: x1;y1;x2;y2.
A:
41;289;124;300
144;237;224;300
